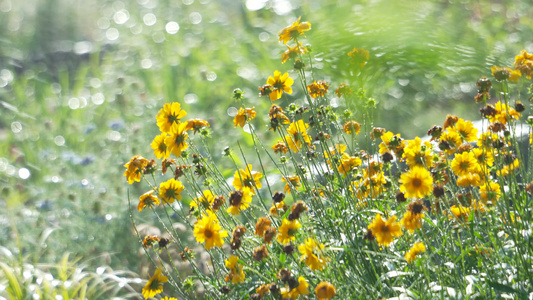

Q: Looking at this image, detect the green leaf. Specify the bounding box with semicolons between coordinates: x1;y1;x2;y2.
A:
487;281;519;294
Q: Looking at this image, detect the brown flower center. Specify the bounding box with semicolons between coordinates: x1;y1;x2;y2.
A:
204;229;213;238
412;178;422;188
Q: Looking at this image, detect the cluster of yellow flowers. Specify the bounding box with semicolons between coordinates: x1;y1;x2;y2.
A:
124;16;531;299
364;97;525;260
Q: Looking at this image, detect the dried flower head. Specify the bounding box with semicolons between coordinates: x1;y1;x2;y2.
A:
252;245;269;261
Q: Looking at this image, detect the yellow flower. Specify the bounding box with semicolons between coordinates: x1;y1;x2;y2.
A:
190;190;216;211
281;276;310;299
509;69;522;82
315;281;336;300
348;47;369;67
360;168;387;198
343;121;361;134
349;179;369;201
277;218;300;244
400;210;423;234
156;102;187;133
497;158;520;177
267;70;294;101
232;164;263;194
456;173;482;187
142;269;168;299
158;178;185;204
165;121;189;157
477;132;498;149
479;181;501;204
142;235;160;248
449;118;478;143
399;166;433;199
367;214;403;247
268;104;290;130
439;130;462;155
450;205;471;221
282;42;308;63
138;190;161;212
272;140;289;154
298;238;329;271
473;147;494;167
514;49;533;79
266;71;294;101
285;120;311;152
270;201;287;216
489;101;520;124
451;151;481;177
151;133;170;159
307;80;329;98
404;242;426;264
123;155;149;184
256;284;273;297
282;175;301;194
184;118;210;134
471;200;488;214
378;131;405;157
402;137;434;169
193;211;228;250
337;152;362;176
278;17;311;44
335;83;353;97
324;144;347;166
224;255;245;284
227;189;253;215
233;107;256;128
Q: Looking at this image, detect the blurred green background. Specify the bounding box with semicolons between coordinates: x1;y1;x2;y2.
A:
1;0;531;297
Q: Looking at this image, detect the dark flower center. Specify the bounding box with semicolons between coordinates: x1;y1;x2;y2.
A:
412;178;422;188
168;113;180;123
175;133;186;146
460;162;470;170
149;279;161;289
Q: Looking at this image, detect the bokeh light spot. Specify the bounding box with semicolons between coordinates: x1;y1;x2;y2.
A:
18;168;30;179
11;121;22;133
189;12;202;24
143;13;157;26
165;21;180;34
106;28;120;40
54;136;65;146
